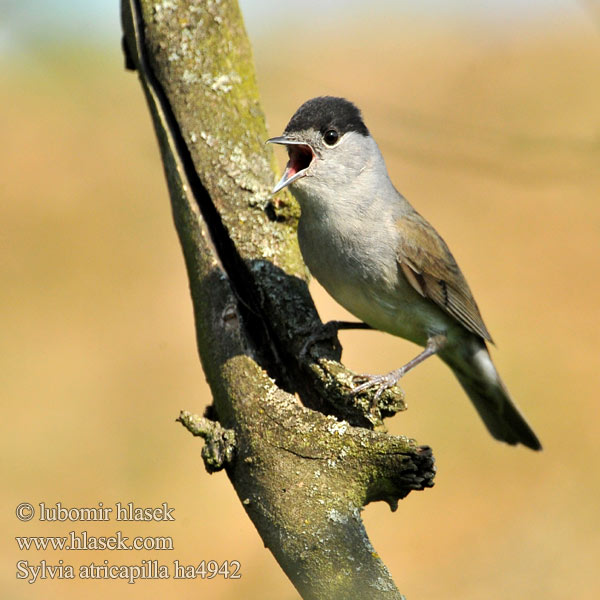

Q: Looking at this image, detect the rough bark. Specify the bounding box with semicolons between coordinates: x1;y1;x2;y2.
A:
121;1;435;598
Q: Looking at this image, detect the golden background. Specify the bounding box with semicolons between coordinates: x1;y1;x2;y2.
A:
2;5;599;599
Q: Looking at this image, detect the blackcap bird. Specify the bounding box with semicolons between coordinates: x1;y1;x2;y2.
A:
268;96;541;450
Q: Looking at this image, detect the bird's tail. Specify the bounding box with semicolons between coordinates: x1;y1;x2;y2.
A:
442;339;542;450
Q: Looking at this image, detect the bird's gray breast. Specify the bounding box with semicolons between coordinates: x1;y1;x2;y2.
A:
296;191;405;329
294;183;454;346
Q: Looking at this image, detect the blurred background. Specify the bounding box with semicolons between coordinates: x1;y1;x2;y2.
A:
2;1;599;598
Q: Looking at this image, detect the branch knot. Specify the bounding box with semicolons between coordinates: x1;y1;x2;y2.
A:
177;410;236;473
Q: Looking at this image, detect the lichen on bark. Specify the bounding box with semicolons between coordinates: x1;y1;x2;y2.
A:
121;1;435;598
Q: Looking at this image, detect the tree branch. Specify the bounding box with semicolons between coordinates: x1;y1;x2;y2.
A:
121;1;435;597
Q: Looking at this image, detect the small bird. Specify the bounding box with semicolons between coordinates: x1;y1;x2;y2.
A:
267;96;541;450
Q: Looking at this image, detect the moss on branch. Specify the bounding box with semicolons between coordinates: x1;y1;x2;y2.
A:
121;1;435;597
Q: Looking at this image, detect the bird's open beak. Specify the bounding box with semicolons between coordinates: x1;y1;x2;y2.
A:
266;136;314;194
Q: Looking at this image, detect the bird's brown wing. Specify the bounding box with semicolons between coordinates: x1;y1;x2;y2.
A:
396;212;492;342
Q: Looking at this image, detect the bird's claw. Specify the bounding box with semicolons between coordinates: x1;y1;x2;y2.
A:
351;369;405;402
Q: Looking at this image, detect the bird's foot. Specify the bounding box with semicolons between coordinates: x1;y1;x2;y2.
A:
351;367;406;402
352;335;446;401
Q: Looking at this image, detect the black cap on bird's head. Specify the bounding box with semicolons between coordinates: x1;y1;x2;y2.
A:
267;97;369;194
283;96;369;137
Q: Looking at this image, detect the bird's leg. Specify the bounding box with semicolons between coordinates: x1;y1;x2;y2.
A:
351;334;447;401
300;320;373;360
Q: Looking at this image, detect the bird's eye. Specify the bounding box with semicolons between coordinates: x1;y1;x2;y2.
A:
323;129;339;146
